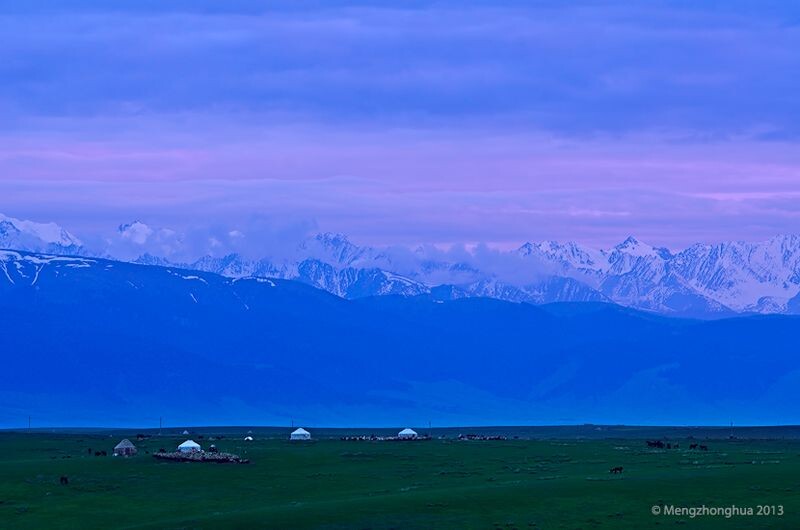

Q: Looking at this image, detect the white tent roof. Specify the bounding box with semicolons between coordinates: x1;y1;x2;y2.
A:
244;436;253;441
182;430;189;435
114;439;136;450
399;428;417;436
178;439;201;449
291;428;310;435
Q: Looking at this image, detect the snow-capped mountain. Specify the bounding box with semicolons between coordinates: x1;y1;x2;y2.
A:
5;212;800;317
166;252;428;299
0;213;84;255
174;232;800;317
670;236;800;313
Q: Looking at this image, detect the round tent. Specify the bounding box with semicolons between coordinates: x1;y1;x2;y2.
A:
398;428;418;439
113;439;137;456
244;436;253;441
290;428;311;441
178;439;201;453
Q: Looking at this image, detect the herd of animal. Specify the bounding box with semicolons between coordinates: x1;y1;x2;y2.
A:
644;440;709;451
609;440;712;474
457;434;508;441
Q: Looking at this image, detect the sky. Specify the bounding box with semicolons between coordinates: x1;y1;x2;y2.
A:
1;0;799;256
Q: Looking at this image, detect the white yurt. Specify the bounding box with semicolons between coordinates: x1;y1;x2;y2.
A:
182;430;190;435
290;428;311;441
398;428;418;439
178;439;201;453
113;439;137;456
244;436;254;441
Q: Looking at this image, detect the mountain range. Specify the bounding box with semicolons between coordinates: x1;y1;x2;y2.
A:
0;213;83;256
1;248;798;427
4;213;800;318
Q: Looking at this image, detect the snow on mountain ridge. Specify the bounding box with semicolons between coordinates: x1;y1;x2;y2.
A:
130;232;800;315
519;240;608;274
0;213;83;250
670;237;800;312
4;212;800;316
300;232;373;267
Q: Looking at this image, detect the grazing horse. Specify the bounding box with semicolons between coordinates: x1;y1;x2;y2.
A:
699;445;708;451
59;476;69;485
610;466;624;474
689;443;698;450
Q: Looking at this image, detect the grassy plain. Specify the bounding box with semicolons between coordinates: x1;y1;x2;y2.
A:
1;427;798;529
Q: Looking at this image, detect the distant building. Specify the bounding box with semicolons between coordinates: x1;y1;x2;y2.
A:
178;439;201;453
290;428;311;441
113;439;137;456
182;430;190;435
398;428;418;439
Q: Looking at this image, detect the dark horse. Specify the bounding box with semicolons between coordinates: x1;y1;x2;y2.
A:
59;476;69;485
610;466;624;474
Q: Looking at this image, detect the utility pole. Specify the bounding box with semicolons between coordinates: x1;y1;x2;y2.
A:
159;417;163;436
28;415;31;432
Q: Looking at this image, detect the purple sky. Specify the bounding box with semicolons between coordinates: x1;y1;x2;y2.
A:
2;1;800;252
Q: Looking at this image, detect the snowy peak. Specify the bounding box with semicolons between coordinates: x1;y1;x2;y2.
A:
669;236;800;312
522;240;608;273
617;235;641;248
299;232;367;266
613;236;657;257
0;213;83;253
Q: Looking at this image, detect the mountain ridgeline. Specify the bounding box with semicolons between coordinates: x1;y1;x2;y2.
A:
146;233;800;318
6;213;800;318
1;249;798;427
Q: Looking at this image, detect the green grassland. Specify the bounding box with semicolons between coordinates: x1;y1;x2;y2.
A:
1;429;799;529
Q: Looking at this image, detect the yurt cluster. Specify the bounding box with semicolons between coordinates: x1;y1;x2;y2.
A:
109;427;428;461
340;428;426;441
